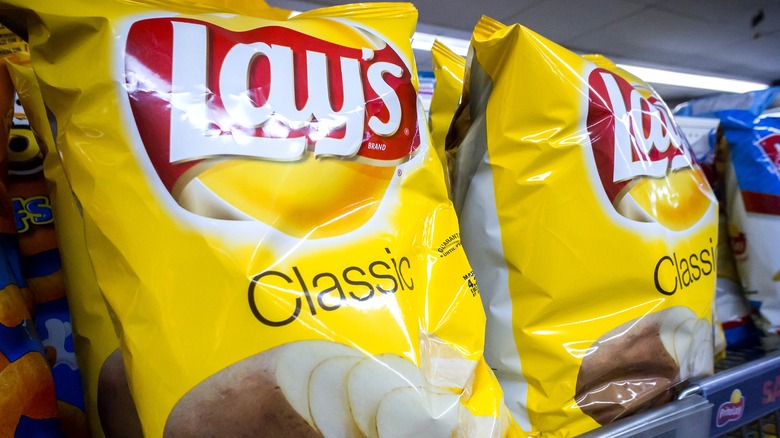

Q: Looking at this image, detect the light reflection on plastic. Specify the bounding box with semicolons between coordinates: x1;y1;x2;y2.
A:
563;341;598;359
527;171;552;182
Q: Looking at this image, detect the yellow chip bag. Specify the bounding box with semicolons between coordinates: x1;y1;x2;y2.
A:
430;39;465;190
2;1;520;437
449;17;718;436
6;53;138;438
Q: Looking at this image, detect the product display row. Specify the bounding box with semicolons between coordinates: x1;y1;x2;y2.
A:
0;0;777;437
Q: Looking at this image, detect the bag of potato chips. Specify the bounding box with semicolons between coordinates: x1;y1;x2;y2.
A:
449;17;718;436
7;93;89;438
6;52;127;438
429;39;465;191
1;1;520;437
0;43;61;437
0;214;62;438
719;110;780;342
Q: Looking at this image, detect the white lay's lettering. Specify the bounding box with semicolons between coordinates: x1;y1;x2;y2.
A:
169;22;306;162
167;21;404;163
600;72;690;183
367;62;403;136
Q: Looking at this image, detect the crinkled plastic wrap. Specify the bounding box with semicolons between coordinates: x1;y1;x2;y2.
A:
6;63;89;437
429;40;465;191
6;53;129;437
0;1;519;437
449;17;718;436
0;42;61;437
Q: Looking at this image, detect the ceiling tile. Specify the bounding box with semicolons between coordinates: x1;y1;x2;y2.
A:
715;32;780;83
653;0;779;34
502;0;645;42
565;8;742;71
410;0;543;31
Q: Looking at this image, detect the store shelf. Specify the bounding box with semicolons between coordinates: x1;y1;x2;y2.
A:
581;348;780;437
580;394;712;438
685;348;780;437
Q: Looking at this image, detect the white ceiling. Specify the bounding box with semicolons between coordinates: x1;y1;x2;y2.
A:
270;0;780;107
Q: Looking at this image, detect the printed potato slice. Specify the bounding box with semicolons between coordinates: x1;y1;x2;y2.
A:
308;356;364;438
274;340;363;426
347;354;423;438
658;306;695;364
672;318;696;378
674;317;713;381
375;386;459;438
656;306;713;381
165;340;360;437
575;311;679;425
97;349;142;438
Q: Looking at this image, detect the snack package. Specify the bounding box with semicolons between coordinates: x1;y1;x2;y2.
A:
716;213;760;348
676;116;719;186
674;87;780;119
6;44;139;438
429;39;465;190
1;1;519;437
673;115;734;355
0;43;61;437
0;223;62;438
675;90;778;348
449;17;718;436
720;111;780;342
4;45;90;437
7;99;89;437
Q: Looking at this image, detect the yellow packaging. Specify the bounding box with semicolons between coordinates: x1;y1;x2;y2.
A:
7;54;139;438
450;17;718;436
3;1;519;437
0;33;60;436
429;40;465;190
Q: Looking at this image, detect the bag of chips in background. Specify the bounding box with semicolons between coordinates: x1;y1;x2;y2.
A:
0;37;62;437
673;89;780;349
6;51;135;438
7;87;89;438
0;1;519;436
429;39;465;191
449;17;718;436
719;110;780;345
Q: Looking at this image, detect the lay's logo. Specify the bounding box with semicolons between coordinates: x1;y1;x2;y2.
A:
758;133;780;172
123;18;420;193
586;68;715;230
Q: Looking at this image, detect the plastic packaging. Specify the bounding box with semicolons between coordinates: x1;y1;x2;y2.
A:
6;52;131;438
6;80;88;438
720;111;780;342
449;17;718;436
0;36;61;436
0;1;518;436
429;40;465;190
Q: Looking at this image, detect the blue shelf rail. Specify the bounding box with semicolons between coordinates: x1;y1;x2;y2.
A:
581;348;780;437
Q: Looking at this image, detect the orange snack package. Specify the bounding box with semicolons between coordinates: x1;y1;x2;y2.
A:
0;31;61;436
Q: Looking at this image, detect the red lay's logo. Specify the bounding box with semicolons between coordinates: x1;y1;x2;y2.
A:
587;68;690;201
759;133;780;170
124;18;420;193
586;68;714;230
